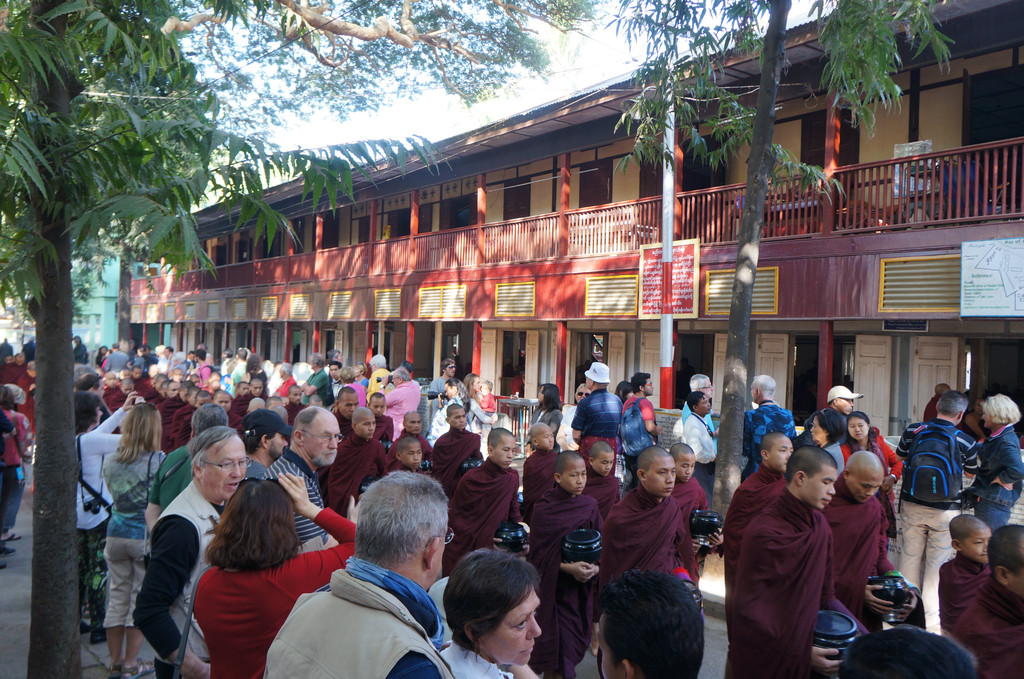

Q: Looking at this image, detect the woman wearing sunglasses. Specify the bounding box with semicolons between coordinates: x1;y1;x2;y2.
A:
193;474;356;679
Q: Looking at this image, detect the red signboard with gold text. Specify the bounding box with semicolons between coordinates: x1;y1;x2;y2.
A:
639;239;700;319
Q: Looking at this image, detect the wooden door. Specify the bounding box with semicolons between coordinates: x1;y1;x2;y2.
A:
607;332;627;389
910;336;961;421
524;331;540;399
756;333;792;409
641;332;661;407
854;335;893;436
480;328;498;392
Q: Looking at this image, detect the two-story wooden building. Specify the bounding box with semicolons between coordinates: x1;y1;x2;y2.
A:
132;0;1024;435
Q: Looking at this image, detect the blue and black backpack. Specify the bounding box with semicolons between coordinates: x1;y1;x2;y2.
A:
902;424;963;504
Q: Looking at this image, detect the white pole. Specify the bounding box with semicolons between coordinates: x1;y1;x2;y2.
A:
659;104;675;408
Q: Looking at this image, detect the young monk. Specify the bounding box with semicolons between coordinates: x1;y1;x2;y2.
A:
953;524;1024;679
823;451;917;631
227;379;255;428
396;411;432;460
582;441;620;521
723;431;792;612
521;423;558;523
367;391;394;445
431;404;482;499
284;384;305;425
102;371;127;412
728;446;862;679
332;386;358;439
157;380;188;452
385;435;427;474
527;451;602;679
442;428;521;576
939;514;991;634
669;442;721;586
325;407;385;518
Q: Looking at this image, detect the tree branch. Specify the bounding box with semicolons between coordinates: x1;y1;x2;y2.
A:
162;13;226;34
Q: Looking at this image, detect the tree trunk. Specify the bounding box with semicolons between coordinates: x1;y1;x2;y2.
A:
711;0;791;516
118;255;132;344
27;0;81;676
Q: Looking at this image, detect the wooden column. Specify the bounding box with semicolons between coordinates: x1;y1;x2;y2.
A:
410;189;419;266
315;214;324;251
674;134;684;239
284;321;292;362
821;92;841;237
177;324;184;352
556;321;567;397
816;320;834;411
313;321;321;353
251;322;258;354
142;324;148;346
476;173;486;262
365;321;375;363
405;321;415;367
557;153;570;257
369;200;378;242
472;322;482;375
286;220;295;256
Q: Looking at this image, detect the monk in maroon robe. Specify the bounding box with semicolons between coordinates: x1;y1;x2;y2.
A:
326;407;385;518
384;436;429;475
598;447;686;619
442;428;520;576
582;441;619;521
521;423;557;524
953;525;1024;679
527;452;602;679
940;514;991;633
102;373;126;413
129;366;160;401
723;431;790;609
227;386;254;430
157;382;187;452
332;387;358;439
728;446;861;679
431;404;482;500
397;411;432;460
284;385;304;425
823;452;913;631
367;392;394;445
669;443;717;586
14;361;36;433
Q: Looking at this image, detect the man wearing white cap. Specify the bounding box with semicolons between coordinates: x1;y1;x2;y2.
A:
571;362;623;461
795;384;863;448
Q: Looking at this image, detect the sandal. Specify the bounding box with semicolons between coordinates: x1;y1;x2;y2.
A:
107;662;122;679
122;661;155;679
1;533;21;541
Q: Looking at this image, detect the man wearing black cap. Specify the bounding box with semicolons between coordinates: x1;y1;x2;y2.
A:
241;409;293;478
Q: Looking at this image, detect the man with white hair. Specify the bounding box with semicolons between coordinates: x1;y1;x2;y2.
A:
266;473;456;679
303;353;330;405
742;374;797;480
385;366;421;441
366;353;390;396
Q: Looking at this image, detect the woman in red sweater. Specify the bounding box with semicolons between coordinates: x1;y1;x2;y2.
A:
841;410;903;538
194;473;356;679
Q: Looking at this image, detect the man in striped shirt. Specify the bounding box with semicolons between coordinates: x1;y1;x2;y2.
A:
264;406;341;550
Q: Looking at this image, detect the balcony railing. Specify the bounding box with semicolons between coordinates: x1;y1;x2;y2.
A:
145;136;1024;296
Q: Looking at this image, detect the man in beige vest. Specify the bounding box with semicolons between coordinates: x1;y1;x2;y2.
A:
135;426;246;679
266;472;456;678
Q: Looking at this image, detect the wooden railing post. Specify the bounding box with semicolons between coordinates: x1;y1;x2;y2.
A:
822;92;841;236
410;189;419;266
557;153;570;257
476;173;486;263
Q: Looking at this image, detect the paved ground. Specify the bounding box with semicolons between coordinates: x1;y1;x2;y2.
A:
0;463;727;678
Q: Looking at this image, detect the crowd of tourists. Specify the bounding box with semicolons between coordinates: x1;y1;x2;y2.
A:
1;331;1023;679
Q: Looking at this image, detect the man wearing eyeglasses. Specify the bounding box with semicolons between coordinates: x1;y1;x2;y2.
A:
264;406;342;551
135;426;246;679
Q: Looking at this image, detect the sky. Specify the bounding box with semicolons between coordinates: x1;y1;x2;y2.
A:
271;0;820;151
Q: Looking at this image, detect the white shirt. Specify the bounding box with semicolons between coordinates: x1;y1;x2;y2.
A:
76;407;126;529
683;412;716;464
440;645;511;679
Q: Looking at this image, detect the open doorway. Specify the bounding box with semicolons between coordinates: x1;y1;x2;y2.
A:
501;331;527;396
574;332;608;393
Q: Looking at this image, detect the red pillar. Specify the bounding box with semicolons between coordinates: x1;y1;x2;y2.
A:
284;321;292;363
821;92;841;237
251;322;258;355
476;174;486;261
286;220;295;256
365;322;375;364
177;324;184;352
673;135;684;239
817;320;834;411
405;321;415;368
556;321;567;397
557;154;570;258
472;322;482;375
410;190;419;265
313;321;321;354
142;324;148;346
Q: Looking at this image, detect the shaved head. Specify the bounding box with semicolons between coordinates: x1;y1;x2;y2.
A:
637;446;672;471
446;403;465;417
845;450;883;475
842;451;885;504
487;427;515;449
391;436;420;457
950;514;990;542
668;442;695;462
529;423;551;440
590;440;614;460
555;450;585;475
352;406;374;425
786;446;838;483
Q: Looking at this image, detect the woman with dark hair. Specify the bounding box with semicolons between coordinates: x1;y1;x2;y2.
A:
95;345;109;371
442;549;542;679
531;383;562;435
614;381;632;405
809;408;847;472
427;378;468;444
841;411;902;535
245;354;268;398
101;403;164;679
463;373;496;437
194;473;356;679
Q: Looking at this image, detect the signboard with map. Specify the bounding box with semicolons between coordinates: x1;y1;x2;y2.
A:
961;237;1024;317
639;239;700;319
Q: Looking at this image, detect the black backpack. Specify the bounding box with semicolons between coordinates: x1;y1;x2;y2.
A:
902;424;963;504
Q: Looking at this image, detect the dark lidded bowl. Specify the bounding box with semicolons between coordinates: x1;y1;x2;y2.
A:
813;610;858;659
359;476;380;495
690;510;724;546
459;457;483;475
867;575;910;623
494;521;528;553
419;459;433;472
562;529;602;564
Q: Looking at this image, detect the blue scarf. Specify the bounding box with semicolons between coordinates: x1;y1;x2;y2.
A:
345;557;445;650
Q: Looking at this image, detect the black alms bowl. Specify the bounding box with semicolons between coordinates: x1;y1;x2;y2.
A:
459;457;483;475
494;521;528;553
359;476;380;495
813;610;858;658
867;575;910;622
562;529;602;564
690;510;724;546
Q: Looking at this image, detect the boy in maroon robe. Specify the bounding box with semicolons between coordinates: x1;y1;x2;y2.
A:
385;435;427;474
170;387;198;448
227;380;254;429
728;446;860;679
521;423;557;524
397;411;432;460
157;381;187;452
599;447;686;608
102;372;126;412
669;443;721;586
723;431;791;608
284;385;305;425
527;451;602;679
823;451;916;630
431;404;481;500
442;427;521;576
582;441;620;521
940;514;991;633
953;524;1024;679
331;387;358;439
326;407;385;518
129;365;160;401
368;392;394;445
